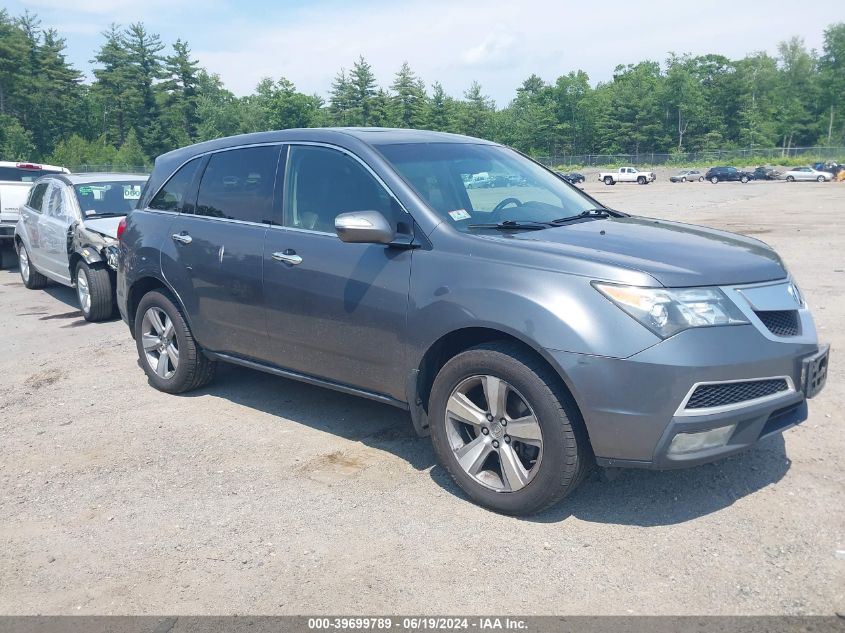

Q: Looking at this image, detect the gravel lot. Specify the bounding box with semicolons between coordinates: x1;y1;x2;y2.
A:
0;176;842;615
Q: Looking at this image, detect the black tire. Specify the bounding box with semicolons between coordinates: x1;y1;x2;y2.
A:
740;175;749;183
786;175;795;182
681;177;686;183
637;176;646;185
75;261;114;322
429;341;591;515
698;176;704;182
603;176;613;185
17;242;48;289
0;246;7;270
817;175;826;182
710;176;719;184
134;290;217;394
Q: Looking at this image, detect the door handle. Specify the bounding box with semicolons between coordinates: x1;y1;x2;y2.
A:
272;251;302;265
172;233;192;245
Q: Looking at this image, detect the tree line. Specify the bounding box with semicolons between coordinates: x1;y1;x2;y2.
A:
1;9;843;169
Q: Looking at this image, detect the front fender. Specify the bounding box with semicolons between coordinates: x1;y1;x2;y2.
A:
406;247;661;366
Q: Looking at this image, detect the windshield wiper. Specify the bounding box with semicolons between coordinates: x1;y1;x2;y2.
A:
85;212;126;218
467;220;552;231
551;208;621;224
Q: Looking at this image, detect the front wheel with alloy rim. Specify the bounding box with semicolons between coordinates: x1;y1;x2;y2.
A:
786;175;795;182
429;341;591;515
740;175;750;183
134;290;217;393
75;261;114;322
17;243;48;289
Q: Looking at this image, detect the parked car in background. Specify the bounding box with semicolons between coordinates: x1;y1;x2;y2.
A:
0;161;68;268
704;166;754;183
669;170;703;183
15;173;148;321
752;166;780;181
781;166;834;182
812;161;842;177
117;128;827;515
598;166;656;185
556;171;585;184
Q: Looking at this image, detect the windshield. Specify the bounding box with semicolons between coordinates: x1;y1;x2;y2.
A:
375;143;601;229
74;181;145;216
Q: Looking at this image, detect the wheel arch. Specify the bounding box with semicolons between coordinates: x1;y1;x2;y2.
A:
126;274;187;337
407;326;589;446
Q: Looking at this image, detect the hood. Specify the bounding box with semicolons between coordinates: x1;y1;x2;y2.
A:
497;216;786;287
81;216;124;240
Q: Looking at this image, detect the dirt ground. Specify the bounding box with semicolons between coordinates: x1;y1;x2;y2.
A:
0;177;842;615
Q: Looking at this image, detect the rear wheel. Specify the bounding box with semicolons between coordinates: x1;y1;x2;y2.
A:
134;290;217;394
817;175;826;182
75;261;114;322
429;341;590;515
710;176;719;184
17;242;48;289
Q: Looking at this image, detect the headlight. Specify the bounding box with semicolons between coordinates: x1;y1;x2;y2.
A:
593;283;749;338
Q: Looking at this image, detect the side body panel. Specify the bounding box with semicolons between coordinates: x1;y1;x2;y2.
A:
263;227;413;400
160;215;269;359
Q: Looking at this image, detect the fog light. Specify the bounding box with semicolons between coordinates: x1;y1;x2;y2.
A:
668;425;736;456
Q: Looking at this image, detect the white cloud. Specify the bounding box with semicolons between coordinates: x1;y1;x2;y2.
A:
190;0;830;104
13;0;834;105
461;30;516;66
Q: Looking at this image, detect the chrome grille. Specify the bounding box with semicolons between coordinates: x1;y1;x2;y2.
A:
686;379;790;410
756;310;800;337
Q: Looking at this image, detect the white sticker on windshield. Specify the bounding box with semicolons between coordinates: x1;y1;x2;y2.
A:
448;209;471;221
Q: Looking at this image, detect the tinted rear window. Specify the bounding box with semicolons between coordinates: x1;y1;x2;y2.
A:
195;146;280;223
0;167;63;182
149;158;201;212
27;183;49;211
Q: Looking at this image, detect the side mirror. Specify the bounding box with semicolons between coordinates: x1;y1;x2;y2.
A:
335;210;396;244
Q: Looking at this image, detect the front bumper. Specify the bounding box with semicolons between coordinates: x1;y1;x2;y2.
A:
548;325;828;469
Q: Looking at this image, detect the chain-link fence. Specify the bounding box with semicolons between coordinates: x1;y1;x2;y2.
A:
536;147;845;168
70;165;149;174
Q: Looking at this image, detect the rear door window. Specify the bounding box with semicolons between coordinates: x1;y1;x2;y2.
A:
27;183;49;212
195;146;281;224
149;158;202;212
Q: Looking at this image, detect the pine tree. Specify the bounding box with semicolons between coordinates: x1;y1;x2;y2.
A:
349;56;377;126
390;62;427;128
162;39;201;145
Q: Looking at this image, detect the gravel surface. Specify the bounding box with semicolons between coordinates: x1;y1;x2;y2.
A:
0;178;842;615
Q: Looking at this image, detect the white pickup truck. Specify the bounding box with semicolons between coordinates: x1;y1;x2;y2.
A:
0;161;69;266
598;166;656;185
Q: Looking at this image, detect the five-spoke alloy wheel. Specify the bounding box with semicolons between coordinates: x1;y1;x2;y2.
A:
134;290;216;393
430;341;590;515
445;375;543;493
141;306;179;380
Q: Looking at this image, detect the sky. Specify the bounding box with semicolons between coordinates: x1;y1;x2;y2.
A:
4;0;836;105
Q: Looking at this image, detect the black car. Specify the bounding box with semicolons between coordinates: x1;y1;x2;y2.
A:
555;171;585;184
752;166;779;181
704;166;754;184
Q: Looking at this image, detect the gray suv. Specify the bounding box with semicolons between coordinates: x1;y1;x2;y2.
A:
117;128;829;515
